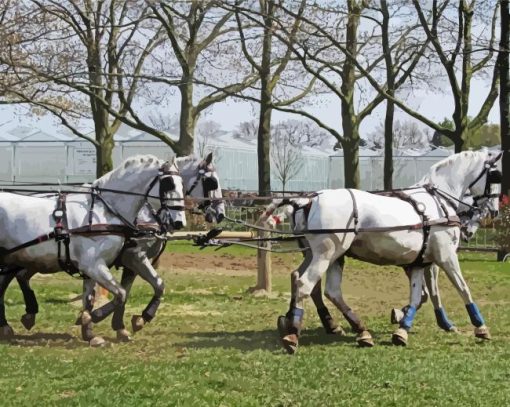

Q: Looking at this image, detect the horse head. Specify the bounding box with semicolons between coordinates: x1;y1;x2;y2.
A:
176;152;225;224
93;155;186;230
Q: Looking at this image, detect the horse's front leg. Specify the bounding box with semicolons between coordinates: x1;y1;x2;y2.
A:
436;254;490;340
108;267;137;341
0;272;16;338
392;266;425;346
127;256;165;334
80;261;126;346
16;269;38;330
425;264;457;332
324;257;373;347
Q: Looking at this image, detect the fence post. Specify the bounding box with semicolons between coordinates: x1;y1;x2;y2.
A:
255;229;272;293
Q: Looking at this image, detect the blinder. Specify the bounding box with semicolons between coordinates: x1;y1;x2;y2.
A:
469;153;503;206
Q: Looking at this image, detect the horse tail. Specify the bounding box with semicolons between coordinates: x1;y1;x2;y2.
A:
257;199;295;228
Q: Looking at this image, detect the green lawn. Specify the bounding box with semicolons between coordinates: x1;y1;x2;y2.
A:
0;246;509;406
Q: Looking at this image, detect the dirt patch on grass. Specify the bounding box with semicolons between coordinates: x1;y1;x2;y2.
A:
158;252;294;276
158;252;410;314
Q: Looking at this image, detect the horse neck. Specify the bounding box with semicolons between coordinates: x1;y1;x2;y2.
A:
428;153;486;200
95;164;160;223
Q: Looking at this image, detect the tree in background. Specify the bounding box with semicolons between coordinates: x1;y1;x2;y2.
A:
270;122;303;193
0;0;164;175
500;0;510;198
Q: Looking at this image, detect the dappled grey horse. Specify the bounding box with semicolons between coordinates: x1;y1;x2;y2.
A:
0;155;186;345
0;153;224;345
260;150;501;352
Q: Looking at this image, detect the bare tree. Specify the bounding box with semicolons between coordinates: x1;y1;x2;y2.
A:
500;0;510;198
0;0;164;175
268;1;427;188
271;122;303;193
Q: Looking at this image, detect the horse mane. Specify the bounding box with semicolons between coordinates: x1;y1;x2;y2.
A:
93;155;162;187
419;150;487;184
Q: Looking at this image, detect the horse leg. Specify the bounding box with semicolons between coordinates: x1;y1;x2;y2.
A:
390;267;429;324
436;254;490;340
425;264;457;332
324;257;373;347
0;273;16;338
392;266;425;346
111;268;137;342
79;279;105;346
279;244;340;336
16;269;38;330
281;237;339;354
127;257;165;333
311;279;343;335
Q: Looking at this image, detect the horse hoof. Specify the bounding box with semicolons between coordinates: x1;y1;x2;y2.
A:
277;315;289;338
281;334;298;355
390;308;404;324
0;325;14;338
392;328;408;346
116;329;132;342
356;330;374;347
448;326;459;334
131;315;145;333
76;311;92;325
21;313;36;330
89;336;106;347
329;325;346;336
474;325;491;340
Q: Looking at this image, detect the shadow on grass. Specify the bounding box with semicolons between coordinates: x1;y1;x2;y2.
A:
174;327;357;352
1;332;88;348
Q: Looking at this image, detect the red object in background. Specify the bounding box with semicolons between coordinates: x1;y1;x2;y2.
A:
500;194;510;208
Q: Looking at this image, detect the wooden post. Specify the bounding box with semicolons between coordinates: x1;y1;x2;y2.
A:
256;229;272;293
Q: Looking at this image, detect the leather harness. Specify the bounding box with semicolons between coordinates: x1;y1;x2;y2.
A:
0;164;182;277
290;184;462;267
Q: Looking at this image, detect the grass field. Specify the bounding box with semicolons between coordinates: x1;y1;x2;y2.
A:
1;244;510;406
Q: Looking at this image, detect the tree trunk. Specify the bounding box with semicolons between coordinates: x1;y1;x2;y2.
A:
177;76;196;156
500;0;510;197
383;100;394;190
93;108;114;177
96;134;115;177
342;135;360;189
453;135;464;153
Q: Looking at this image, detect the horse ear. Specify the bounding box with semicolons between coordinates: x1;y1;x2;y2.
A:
170;156;176;166
205;152;213;165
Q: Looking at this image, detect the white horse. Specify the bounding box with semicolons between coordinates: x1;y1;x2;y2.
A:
260;150;501;352
390;195;489;332
272;193;489;337
0;155;186;344
0;153;224;345
86;153;224;341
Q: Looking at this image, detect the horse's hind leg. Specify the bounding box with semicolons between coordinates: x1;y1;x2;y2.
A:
0;272;16;338
279;238;340;336
324;257;372;347
436;254;490;340
16;269;38;330
281;236;340;354
392;266;425;346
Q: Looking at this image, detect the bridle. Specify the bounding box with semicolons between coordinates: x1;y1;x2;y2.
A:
185;161;219;212
142;162;185;232
468;152;503;207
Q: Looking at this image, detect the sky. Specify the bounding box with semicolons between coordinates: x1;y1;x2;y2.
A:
0;72;499;145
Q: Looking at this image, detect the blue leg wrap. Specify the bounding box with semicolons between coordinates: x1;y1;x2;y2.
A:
466;303;485;327
434;308;454;331
292;307;304;324
400;305;417;331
